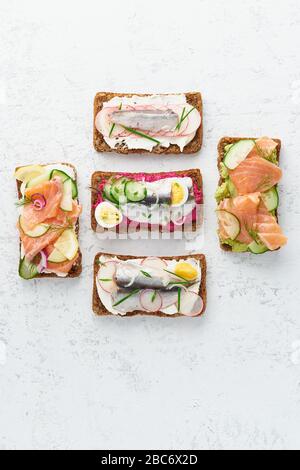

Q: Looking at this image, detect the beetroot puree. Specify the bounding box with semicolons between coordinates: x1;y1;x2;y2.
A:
93;172;203;231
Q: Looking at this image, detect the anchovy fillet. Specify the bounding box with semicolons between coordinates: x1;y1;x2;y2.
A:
111;110;178;132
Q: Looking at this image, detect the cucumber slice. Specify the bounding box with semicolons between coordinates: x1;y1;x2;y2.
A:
19;216;50;238
50;169;70;182
248;241;269;254
103;178;118;204
19;257;38;279
217;210;241;240
60;178;73;212
50;169;78;199
47;248;68;263
54;229;78;261
111;177;128;204
224;140;255;170
26;172;50;188
125;180;147;202
261;187;279;211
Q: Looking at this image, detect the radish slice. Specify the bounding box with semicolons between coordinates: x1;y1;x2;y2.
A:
161;290;181;309
178;291;204;317
98;261;117;293
141;257;167;270
140;290;162;312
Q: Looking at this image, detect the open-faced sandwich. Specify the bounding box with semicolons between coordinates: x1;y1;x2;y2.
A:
15;163;82;279
91;170;203;233
93;92;203;154
216;137;288;253
93;253;206;317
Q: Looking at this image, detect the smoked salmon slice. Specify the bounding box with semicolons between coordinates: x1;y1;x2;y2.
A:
218;193;287;250
254;202;288;251
45;245;79;274
229;156;282;195
22;178;63;230
219;193;260;244
19;226;64;260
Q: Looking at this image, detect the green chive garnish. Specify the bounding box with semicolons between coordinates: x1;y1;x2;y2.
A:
113;289;140;307
164;269;189;281
141;270;152;278
151;291;157;303
121;126;160;145
175;107;196;131
99;278;112;282
177;287;182;312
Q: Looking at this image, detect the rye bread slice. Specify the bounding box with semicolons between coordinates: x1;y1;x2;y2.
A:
93;92;203;155
93;253;207;317
91;169;203;233
217;137;282;252
16;163;82;278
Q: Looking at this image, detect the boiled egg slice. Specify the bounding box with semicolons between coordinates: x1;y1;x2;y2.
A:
95;202;123;229
171;179;189;207
174;261;199;281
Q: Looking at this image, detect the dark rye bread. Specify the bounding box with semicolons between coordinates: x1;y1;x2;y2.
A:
217;137;282;252
93;253;207;317
16;163;82;278
93;92;203;155
91;169;203;233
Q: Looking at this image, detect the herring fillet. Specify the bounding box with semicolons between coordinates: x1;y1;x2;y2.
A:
110;109;178;132
115;262;171;291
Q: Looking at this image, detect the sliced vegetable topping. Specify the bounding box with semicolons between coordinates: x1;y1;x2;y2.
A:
98;261;117;293
31;193;46;211
217;210;241;241
248;241;269;254
60;179;73;212
125;180;147;203
224;140;255;170
261;187;279;211
110;177;128;204
140;290;162;312
49;169;78;199
19;216;50;238
178;291;204;317
19;257;39;280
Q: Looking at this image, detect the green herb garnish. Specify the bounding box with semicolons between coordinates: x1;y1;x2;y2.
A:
151;291;157;303
164;268;189;281
15;197;32;207
121;126;160;145
109;102;122;138
113;289;140;307
175;107;196;131
141;270;152;278
99;278;112;282
177;287;182;312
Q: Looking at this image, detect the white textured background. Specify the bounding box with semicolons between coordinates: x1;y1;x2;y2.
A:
0;0;300;450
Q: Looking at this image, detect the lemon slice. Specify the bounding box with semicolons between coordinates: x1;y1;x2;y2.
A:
47;248;68;263
14;165;45;183
54;229;78;260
